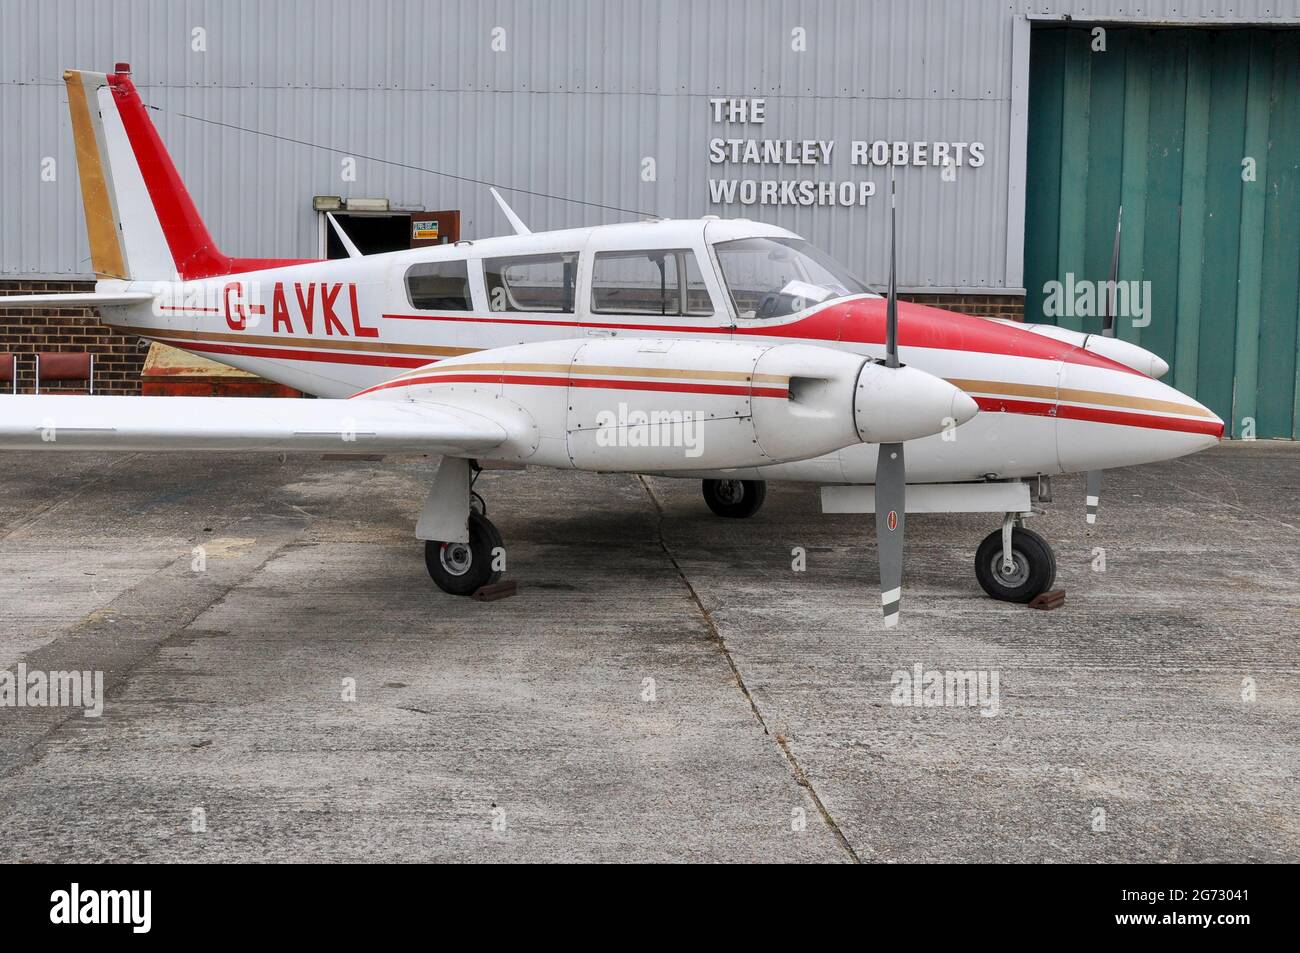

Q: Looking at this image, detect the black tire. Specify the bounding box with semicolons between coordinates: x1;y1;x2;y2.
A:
424;510;504;596
974;526;1057;603
702;479;767;518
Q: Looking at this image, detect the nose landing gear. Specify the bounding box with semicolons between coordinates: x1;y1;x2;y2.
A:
974;515;1056;603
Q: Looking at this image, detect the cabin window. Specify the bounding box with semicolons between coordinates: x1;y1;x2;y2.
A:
714;237;867;320
483;252;578;313
590;249;713;317
405;259;473;311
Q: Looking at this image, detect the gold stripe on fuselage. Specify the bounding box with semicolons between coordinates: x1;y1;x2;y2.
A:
115;324;475;358
395;362;789;384
947;377;1215;419
117;321;1198;417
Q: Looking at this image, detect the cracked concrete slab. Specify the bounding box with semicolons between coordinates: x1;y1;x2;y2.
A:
0;443;1295;862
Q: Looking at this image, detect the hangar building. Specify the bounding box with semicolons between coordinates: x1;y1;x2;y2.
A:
1;0;1297;437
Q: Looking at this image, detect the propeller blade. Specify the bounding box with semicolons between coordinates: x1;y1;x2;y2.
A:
885;170;899;368
875;168;905;628
1085;468;1102;525
876;442;905;627
1086;205;1122;521
1102;204;1122;338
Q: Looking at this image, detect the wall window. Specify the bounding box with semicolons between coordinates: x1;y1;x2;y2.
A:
590;250;713;317
483;252;578;313
404;260;473;310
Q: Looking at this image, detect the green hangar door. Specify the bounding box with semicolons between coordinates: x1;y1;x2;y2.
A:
1024;27;1300;439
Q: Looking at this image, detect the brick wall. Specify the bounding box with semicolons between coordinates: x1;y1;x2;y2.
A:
0;278;147;395
901;292;1025;321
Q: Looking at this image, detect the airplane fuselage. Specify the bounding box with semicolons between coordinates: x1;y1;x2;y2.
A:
94;218;1222;485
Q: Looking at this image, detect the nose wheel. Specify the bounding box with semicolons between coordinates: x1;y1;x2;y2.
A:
702;478;767;518
974;525;1056;603
425;510;504;596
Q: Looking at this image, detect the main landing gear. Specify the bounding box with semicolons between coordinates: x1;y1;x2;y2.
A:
702;478;767;518
421;459;504;596
974;513;1056;603
425;510;503;596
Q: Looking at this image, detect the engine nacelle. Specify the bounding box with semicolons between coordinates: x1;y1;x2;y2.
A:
367;337;978;471
988;318;1170;378
368;337;961;471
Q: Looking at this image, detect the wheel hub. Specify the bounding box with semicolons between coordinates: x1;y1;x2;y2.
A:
990;550;1029;587
440;542;473;576
716;480;744;505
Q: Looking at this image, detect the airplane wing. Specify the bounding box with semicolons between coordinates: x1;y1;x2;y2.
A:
0;395;508;454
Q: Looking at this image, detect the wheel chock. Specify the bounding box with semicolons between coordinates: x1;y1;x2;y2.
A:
1028;590;1065;610
472;580;518;602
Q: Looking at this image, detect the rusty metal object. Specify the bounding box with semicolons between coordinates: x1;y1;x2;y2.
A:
1028;590;1065;610
140;342;302;397
472;580;518;602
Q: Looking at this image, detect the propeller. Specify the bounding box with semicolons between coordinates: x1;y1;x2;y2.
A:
875;173;906;627
1085;205;1122;525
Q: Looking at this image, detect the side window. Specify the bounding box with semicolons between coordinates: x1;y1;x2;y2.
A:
405;260;473;311
483;252;578;313
590;250;714;317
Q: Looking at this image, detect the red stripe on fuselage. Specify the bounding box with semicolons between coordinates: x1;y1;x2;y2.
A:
353;373;786;400
154;338;430;369
1054;402;1224;437
745;298;1139;374
380;312;725;333
380;299;1139;375
971;395;1224;437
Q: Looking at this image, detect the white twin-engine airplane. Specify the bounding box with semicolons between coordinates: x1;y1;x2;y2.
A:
0;65;1224;626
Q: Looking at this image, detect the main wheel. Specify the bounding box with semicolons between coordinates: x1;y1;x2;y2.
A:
974;526;1057;603
424;510;504;596
702;479;767;518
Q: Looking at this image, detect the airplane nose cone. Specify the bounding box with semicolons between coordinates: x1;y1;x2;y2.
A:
1056;363;1224;471
855;362;978;444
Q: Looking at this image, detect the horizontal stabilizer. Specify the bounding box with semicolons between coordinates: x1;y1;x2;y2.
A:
0;292;156;308
0;395;508;454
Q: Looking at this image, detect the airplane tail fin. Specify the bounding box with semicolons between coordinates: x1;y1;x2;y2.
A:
63;63;313;282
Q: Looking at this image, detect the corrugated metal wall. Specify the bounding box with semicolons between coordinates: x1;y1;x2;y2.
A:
1;0;1298;287
1025;26;1300;439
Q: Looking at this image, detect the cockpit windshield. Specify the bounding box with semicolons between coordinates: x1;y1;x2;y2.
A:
713;237;869;320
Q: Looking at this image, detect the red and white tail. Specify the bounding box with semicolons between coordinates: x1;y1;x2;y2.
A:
64;63;310;281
